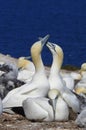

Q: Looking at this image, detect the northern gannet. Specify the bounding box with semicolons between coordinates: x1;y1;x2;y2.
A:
23;88;69;121
2;35;50;108
80;63;86;78
46;42;80;113
17;57;35;83
75;63;86;96
48;89;69;121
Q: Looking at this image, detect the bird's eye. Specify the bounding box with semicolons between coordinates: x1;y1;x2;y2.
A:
52;44;57;53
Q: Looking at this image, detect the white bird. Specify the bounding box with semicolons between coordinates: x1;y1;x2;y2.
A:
75;63;86;96
48;89;69;121
46;42;80;113
17;57;35;83
70;72;81;81
75;82;86;97
2;35;50;108
62;73;75;90
80;63;86;78
61;72;81;91
23;97;54;121
23;88;69;121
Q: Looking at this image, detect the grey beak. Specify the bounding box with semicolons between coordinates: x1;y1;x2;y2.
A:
24;56;31;60
41;34;50;46
51;99;56;120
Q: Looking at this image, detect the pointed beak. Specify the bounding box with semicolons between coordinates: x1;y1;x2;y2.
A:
51;99;56;119
46;42;55;50
41;34;50;47
24;56;31;60
51;99;56;112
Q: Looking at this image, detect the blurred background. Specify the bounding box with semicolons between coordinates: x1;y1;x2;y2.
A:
0;0;86;67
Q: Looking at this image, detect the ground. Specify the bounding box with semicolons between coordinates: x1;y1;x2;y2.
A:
0;112;84;130
0;54;85;130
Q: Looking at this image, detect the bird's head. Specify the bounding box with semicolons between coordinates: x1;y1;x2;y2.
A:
30;35;50;68
48;89;60;112
18;57;31;69
48;88;60;100
31;34;50;56
46;42;64;68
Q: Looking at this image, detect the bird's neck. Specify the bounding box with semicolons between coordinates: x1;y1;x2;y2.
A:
32;53;45;74
50;55;62;75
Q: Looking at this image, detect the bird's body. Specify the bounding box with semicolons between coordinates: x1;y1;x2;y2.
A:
23;88;69;121
48;89;69;121
23;97;54;121
62;73;74;90
2;35;50;108
55;95;69;121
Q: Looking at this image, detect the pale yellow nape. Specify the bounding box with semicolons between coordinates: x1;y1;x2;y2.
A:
30;41;43;70
48;89;60;99
55;45;64;70
18;57;30;69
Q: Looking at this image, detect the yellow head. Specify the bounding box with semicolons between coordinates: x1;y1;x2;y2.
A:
30;35;50;68
18;57;30;69
48;89;60;99
46;42;64;69
48;89;60;113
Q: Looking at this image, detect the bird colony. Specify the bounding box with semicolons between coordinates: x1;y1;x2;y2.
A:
0;35;86;128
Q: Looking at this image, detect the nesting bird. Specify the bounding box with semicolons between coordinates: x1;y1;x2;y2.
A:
23;96;54;121
23;41;80;122
2;35;50;108
23;88;69;121
17;57;35;83
46;42;80;114
75;63;86;97
48;89;69;121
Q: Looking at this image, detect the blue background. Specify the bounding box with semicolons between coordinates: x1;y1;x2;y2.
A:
0;0;86;66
